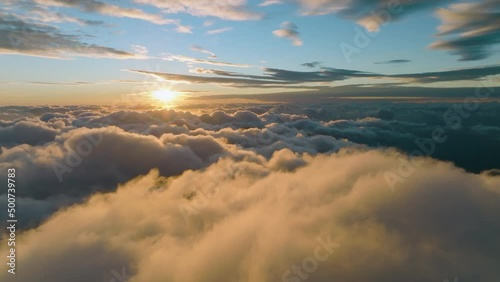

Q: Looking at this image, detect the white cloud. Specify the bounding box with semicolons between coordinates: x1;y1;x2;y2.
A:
259;0;283;6
273;21;303;46
131;45;149;56
175;24;193;34
161;54;251;68
203;20;215;27
206;27;233;35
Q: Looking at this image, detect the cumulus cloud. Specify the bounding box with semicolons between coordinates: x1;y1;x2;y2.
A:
273;21;303;46
0;120;58;147
0;13;139;59
430;0;500;61
1;149;499;281
1;101;499;208
133;0;262;20
1;100;500;237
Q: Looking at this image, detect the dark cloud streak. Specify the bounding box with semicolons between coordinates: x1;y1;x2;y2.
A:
0;13;139;59
374;59;412;64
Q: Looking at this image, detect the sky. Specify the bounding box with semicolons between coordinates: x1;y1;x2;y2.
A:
1;1;500;280
0;0;499;105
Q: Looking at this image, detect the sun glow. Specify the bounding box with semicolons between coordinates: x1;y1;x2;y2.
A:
151;89;179;104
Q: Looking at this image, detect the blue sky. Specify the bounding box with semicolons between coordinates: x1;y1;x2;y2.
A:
0;0;499;104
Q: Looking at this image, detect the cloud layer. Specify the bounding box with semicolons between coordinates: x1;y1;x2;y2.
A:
1;148;499;281
1;100;500;231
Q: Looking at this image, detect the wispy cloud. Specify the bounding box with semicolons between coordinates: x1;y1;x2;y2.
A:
291;0;452;32
2;103;500;282
273;21;303;46
391;65;500;83
34;0;176;25
130;64;500;88
175;24;193;34
259;0;283;6
0;14;140;59
128;69;290;87
9;3;104;26
129;67;372;88
162;54;251;68
206;27;233;35
132;0;262;20
191;45;217;58
203;20;215;27
374;59;412;64
430;0;500;61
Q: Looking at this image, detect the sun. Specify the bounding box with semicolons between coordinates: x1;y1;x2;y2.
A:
151;89;178;104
